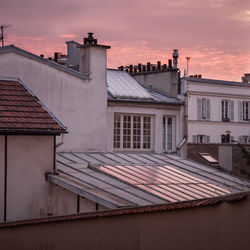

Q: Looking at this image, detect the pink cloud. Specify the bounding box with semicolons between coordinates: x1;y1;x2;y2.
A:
60;34;76;39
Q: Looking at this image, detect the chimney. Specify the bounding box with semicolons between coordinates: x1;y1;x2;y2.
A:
66;41;80;66
147;62;151;71
168;59;172;68
172;49;179;69
157;61;161;71
78;32;110;79
54;52;60;62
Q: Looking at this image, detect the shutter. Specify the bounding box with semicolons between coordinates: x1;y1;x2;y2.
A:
192;135;197;143
197;98;202;120
238;136;243;144
238;101;243;121
205;136;210;143
230;100;234;121
206;99;210;120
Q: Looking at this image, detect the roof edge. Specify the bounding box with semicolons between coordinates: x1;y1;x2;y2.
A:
0;191;248;229
0;45;90;80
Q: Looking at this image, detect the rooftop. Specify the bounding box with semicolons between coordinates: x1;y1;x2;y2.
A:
0;77;66;134
107;70;183;105
183;76;250;87
48;152;250;209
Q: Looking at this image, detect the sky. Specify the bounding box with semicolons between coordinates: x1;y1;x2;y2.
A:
0;0;250;81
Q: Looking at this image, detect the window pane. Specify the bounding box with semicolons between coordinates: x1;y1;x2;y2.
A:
113;115;120;148
167;118;172;150
143;116;151;149
133;116;141;149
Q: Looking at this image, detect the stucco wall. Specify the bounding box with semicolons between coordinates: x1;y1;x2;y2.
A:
0;136;5;222
0;52;107;152
0;196;249;250
0;135;54;222
133;71;178;97
184;80;250;143
0;135;101;222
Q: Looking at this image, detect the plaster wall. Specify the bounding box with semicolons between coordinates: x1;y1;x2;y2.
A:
3;135;54;221
107;103;183;153
0;196;249;250
0;52;107;152
133;71;178;97
185;80;250;143
0;136;4;222
0;135;100;222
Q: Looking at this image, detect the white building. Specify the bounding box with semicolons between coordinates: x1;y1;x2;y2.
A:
182;76;250;144
0;33;185;155
0;34;249;224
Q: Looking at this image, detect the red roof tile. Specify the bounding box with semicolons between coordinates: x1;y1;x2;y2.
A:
0;79;66;134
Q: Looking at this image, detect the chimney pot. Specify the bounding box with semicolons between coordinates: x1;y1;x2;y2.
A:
138;63;142;72
157;61;161;70
168;59;172;68
147;62;151;71
129;64;133;72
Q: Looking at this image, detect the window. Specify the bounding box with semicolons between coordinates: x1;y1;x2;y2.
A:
222;100;234;121
238;136;249;144
198;153;218;164
113;114;152;150
197;98;210;120
221;134;233;143
192;135;210;144
163;117;175;151
239;101;250;121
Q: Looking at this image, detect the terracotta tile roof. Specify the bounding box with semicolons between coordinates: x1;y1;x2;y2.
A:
0;192;248;229
0;78;66;134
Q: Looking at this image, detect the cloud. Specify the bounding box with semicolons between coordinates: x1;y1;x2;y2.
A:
0;0;249;81
60;34;77;39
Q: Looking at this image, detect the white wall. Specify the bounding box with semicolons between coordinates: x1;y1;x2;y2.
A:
0;52;107;152
184;79;250;143
107;103;183;153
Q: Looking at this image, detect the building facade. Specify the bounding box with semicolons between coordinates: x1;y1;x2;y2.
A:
182;76;250;144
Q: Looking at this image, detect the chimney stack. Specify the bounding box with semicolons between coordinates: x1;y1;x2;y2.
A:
172;49;179;69
78;32;110;77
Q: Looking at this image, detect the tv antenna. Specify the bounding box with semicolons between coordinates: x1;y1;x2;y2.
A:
0;25;11;47
186;57;190;76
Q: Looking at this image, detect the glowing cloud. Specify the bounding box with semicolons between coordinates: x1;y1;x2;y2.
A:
60;34;76;39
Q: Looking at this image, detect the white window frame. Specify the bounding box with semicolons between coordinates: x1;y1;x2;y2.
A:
239;101;250;121
113;113;153;151
222;99;234;121
192;135;210;144
197;98;210;120
163;116;176;152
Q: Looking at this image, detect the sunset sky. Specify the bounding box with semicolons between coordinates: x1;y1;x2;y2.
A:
1;0;249;81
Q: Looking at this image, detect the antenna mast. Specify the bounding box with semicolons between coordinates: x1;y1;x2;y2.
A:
186;57;190;76
0;25;10;47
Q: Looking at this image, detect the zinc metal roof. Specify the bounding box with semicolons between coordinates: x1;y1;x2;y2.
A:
183;77;250;87
47;152;250;209
107;70;183;105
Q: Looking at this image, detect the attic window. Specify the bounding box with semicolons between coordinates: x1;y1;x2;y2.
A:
198;153;218;164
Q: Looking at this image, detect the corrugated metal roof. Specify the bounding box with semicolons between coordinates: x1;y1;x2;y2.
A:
107;70;183;105
48;152;250;209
